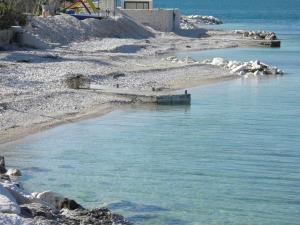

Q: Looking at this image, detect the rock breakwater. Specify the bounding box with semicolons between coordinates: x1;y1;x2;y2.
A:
0;156;132;225
180;15;223;29
203;57;284;76
162;56;284;77
234;30;278;40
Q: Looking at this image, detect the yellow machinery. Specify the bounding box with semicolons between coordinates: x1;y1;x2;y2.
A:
65;0;97;14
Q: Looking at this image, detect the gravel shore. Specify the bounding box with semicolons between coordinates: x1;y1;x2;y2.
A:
0;14;278;143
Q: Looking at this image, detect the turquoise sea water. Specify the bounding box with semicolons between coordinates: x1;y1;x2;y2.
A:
1;1;300;224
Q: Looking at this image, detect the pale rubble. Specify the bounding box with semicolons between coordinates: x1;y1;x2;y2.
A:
25;14;154;48
234;30;278;40
163;55;198;64
180;15;223;29
162;56;283;77
203;57;284;77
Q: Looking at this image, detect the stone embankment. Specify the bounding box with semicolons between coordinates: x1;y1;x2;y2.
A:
0;156;132;225
180;15;223;29
203;57;284;76
234;30;278;40
163;56;284;77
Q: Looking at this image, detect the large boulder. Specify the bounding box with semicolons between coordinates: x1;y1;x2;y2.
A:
0;184;20;214
20;202;57;220
36;191;58;209
1;182;35;205
57;198;83;211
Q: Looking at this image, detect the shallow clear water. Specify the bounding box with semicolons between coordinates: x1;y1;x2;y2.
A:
1;1;300;225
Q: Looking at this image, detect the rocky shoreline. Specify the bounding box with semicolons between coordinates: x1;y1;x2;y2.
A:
180;15;223;29
0;156;132;225
234;30;278;40
163;56;284;77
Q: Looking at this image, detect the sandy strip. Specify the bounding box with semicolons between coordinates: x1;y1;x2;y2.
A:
0;103;113;144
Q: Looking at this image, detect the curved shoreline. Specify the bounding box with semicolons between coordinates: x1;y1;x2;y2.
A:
0;14;283;224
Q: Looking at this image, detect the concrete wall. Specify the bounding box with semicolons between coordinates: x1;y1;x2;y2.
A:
121;9;181;32
0;29;14;46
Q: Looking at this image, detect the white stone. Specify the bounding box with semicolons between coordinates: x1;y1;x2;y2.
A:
0;184;20;214
30;192;38;198
253;70;260;76
228;61;241;69
6;169;22;177
231;65;246;73
277;69;284;75
36;191;57;208
238;70;246;76
0;213;34;225
211;57;226;66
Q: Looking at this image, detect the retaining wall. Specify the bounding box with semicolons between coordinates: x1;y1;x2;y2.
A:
121;9;181;32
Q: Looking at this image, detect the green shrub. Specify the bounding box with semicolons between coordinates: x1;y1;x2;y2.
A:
0;0;28;29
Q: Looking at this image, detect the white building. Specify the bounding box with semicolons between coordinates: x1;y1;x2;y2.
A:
120;0;180;32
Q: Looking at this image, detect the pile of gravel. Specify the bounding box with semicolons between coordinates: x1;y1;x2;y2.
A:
26;14;154;46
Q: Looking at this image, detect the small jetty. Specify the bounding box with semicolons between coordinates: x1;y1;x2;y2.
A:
91;86;192;105
66;76;191;105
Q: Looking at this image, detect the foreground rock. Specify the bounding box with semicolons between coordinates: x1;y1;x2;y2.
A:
0;157;132;225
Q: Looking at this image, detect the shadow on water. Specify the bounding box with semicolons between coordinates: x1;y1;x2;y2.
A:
22;166;52;173
128;214;188;225
107;200;169;213
107;200;189;225
126;104;191;114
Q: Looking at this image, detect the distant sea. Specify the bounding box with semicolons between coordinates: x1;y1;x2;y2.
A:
1;1;300;225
